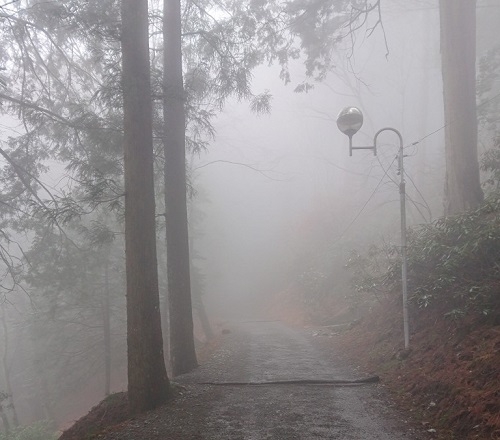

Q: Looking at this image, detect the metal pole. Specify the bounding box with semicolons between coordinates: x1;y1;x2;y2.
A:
374;128;410;349
399;144;410;350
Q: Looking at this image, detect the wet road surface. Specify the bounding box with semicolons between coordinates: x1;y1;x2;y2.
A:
179;320;422;439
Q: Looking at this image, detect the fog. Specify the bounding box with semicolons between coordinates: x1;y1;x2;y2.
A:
0;0;499;434
193;2;445;319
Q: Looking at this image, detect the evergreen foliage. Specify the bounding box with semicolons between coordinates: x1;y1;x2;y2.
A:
481;137;500;191
23;222;126;401
346;193;500;319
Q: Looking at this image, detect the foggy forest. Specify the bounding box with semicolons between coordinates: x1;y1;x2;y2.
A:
0;0;499;439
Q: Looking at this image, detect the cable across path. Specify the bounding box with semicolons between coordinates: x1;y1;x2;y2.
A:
96;320;424;440
174;320;423;439
197;376;380;386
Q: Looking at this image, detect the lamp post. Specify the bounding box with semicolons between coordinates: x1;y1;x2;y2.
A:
337;107;410;350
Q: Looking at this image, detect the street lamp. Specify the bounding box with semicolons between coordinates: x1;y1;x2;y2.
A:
337;106;410;350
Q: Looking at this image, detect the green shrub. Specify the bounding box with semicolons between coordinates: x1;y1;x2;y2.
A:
406;193;500;315
345;193;500;319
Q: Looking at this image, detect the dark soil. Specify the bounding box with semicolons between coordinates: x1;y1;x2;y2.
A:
58;384;221;440
58;337;223;440
58;393;129;440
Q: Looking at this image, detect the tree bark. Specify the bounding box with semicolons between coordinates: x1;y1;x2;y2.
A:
121;0;169;413
0;405;9;434
440;0;483;215
163;0;198;376
103;260;111;397
195;297;214;341
1;306;18;428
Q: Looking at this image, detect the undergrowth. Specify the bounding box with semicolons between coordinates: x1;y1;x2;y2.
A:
406;192;500;316
347;191;500;320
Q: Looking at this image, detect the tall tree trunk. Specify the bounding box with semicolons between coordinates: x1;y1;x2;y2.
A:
121;0;170;414
1;306;18;427
102;260;111;396
0;405;10;434
189;235;214;341
195;298;214;341
440;0;483;215
163;0;198;376
32;355;55;423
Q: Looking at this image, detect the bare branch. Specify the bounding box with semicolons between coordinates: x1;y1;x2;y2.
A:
194;159;288;182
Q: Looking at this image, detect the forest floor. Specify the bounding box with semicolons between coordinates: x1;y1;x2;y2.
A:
59;320;424;440
58;296;500;440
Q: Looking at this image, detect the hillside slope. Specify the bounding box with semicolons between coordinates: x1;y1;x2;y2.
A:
325;297;500;439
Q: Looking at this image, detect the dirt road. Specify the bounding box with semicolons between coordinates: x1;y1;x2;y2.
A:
98;320;424;439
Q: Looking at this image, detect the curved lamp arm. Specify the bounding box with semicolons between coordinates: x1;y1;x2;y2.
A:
374;127;409;350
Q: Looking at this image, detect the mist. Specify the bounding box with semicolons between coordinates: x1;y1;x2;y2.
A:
0;0;498;435
192;1;445;320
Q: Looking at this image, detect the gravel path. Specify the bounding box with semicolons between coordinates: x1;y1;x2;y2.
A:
97;320;425;439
